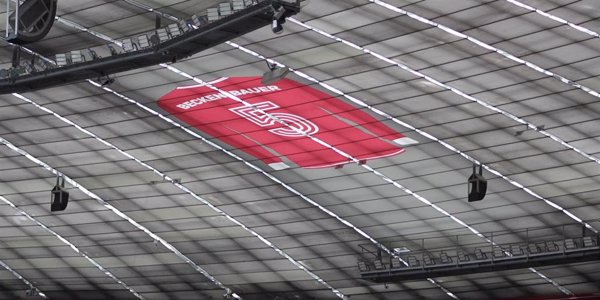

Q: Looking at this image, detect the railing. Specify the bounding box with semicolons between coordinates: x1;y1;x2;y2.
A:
358;221;600;282
0;0;255;76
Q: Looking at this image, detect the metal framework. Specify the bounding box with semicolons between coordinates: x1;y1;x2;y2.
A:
0;0;300;93
359;222;600;282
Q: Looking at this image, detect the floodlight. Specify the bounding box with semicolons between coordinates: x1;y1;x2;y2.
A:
12;65;26;77
178;19;190;32
261;62;289;85
207;7;220;21
34;58;52;71
583;236;596;248
21;62;33;74
219;3;232;16
357;261;370;272
107;44;119;56
373;259;384;270
232;0;246;11
70;50;84;63
55;53;69;66
122;38;137;52
138;34;150;48
467;164;487;202
88;48;100;60
156;28;170;43
191;14;207;28
51;174;69;212
168;23;182;37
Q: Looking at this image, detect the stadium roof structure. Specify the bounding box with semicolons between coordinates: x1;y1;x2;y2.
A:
0;0;599;299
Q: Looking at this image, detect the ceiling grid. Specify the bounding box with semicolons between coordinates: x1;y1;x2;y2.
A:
0;0;598;299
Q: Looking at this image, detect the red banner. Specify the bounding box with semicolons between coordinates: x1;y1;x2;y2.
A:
158;77;414;169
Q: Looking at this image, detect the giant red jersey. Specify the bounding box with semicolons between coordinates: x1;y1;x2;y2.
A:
158;77;411;169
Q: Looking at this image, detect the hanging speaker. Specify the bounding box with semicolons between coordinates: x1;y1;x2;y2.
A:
468;164;487;202
50;174;69;212
7;0;58;44
270;5;286;34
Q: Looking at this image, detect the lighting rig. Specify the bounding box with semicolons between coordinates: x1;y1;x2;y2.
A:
0;0;302;94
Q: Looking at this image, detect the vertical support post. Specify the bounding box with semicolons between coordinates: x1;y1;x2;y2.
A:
12;46;20;68
6;0;10;38
421;238;425;270
14;0;19;37
562;224;566;255
526;228;529;260
155;14;161;29
388;250;392;272
490;231;494;264
455;235;459;267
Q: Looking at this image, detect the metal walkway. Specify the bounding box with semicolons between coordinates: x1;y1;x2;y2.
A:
0;0;300;94
358;222;600;282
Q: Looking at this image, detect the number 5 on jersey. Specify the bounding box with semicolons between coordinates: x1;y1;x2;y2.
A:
229;101;319;138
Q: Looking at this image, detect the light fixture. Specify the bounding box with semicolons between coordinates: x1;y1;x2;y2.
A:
70;50;84;63
55;53;69;66
207;7;220;22
88;48;100;60
138;34;150;48
122;38;137;52
178;19;190;33
51;174;69;212
467;163;487;202
191;14;206;28
261;61;289;85
219;3;233;17
232;0;246;11
156;28;170;43
107;43;119;56
21;61;33;74
168;23;182;37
